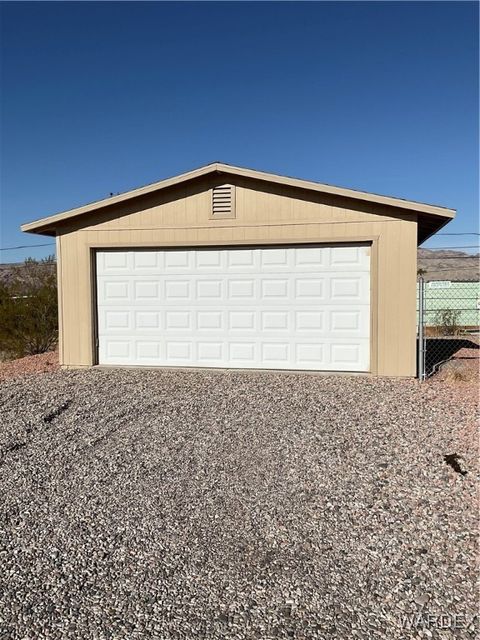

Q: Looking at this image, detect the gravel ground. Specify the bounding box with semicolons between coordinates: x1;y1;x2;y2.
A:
0;351;59;381
0;368;478;639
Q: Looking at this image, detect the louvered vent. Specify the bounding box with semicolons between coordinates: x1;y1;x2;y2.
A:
212;184;235;218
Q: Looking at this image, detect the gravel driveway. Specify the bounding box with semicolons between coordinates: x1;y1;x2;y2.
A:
0;369;477;639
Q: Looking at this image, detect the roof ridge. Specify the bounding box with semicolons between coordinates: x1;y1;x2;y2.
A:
21;162;455;235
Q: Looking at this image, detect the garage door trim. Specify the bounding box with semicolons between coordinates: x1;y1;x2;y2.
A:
91;240;378;373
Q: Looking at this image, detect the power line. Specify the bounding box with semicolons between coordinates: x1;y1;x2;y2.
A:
422;266;479;272
87;219;456;232
1;230;477;248
420;256;479;260
0;235;477;250
0;242;55;251
422;246;480;250
0;261;56;265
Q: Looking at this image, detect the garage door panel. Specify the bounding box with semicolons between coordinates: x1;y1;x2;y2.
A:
295;310;325;331
227;279;257;300
330;245;366;266
228;310;256;330
331;343;363;367
132;251;161;270
165;310;192;330
197;310;224;330
195;250;223;269
294;278;325;300
96;245;370;371
261;342;290;364
260;248;291;268
197;341;225;363
164;251;192;270
227;249;258;269
164;279;191;301
102;251;131;272
105;340;131;360
330;274;369;302
102;280;131;302
166;341;192;361
294;246;326;267
103;310;132;331
261;279;289;299
196;279;224;299
296;343;325;365
134;280;161;301
261;310;290;331
135;310;161;330
136;341;161;360
330;309;367;335
98;336;370;371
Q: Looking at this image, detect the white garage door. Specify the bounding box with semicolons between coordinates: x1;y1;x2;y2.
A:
96;245;370;371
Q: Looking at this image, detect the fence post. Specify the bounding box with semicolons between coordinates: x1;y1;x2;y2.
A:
418;276;425;381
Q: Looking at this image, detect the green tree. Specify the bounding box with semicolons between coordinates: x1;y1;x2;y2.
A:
0;256;58;358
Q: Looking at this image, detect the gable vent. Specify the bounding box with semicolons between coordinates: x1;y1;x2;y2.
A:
212;184;235;218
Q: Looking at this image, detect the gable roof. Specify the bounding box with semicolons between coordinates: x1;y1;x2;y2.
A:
21;162;455;241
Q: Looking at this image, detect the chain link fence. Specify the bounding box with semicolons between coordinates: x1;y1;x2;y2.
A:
417;278;480;379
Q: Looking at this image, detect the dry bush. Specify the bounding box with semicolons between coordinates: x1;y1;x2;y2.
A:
0;257;58;358
433;309;462;336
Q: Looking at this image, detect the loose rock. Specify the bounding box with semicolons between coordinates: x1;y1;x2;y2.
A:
0;367;477;639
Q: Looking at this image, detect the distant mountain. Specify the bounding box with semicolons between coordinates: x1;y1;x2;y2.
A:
1;249;478;285
0;261;56;285
418;249;479;282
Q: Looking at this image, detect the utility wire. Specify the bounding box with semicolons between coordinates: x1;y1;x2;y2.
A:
422;246;480;250
1;261;56;265
421;266;479;272
1;230;478;248
0;242;55;251
420;256;479;260
420;251;480;258
0;234;478;250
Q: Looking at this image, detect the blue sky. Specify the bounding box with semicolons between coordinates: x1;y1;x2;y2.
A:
1;1;478;262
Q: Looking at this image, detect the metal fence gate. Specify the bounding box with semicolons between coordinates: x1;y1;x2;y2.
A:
417;278;480;379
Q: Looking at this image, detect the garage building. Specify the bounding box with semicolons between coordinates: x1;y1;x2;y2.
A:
21;163;455;376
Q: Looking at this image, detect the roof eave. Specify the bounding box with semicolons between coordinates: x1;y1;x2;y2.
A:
417;213;455;245
20;162;456;235
21;162;221;234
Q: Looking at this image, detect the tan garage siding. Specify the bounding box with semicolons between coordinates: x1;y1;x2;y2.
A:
56;176;417;376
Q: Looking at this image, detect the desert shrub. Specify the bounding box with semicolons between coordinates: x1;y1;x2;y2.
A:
0;257;58;358
433;309;461;336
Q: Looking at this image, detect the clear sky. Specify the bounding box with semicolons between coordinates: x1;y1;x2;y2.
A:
1;1;478;263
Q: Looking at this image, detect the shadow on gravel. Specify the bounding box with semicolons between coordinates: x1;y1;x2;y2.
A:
417;338;479;377
4;441;25;454
444;453;468;476
43;400;72;424
1;399;73;464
